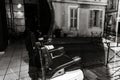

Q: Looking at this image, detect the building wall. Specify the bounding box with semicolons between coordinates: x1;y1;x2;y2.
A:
52;0;107;37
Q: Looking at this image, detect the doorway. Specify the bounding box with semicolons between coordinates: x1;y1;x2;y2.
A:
24;0;52;36
24;4;38;32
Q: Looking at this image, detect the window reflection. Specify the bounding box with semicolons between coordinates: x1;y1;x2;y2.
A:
5;0;25;33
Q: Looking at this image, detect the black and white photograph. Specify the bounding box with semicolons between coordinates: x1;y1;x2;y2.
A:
1;0;120;80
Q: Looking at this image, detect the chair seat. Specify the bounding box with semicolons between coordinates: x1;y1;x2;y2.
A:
35;41;82;79
50;55;72;69
46;55;81;78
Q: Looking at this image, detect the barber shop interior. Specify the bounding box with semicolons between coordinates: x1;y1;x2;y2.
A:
1;0;120;80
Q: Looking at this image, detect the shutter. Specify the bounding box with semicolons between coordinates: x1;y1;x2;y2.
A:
99;11;103;28
89;10;93;28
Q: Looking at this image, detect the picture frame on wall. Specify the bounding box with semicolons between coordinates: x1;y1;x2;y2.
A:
104;12;117;41
107;12;117;32
107;0;119;12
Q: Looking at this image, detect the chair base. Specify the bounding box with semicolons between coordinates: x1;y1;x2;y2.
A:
37;69;83;80
51;69;83;80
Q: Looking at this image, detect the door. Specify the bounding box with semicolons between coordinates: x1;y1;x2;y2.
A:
39;0;52;35
24;0;52;36
24;4;38;32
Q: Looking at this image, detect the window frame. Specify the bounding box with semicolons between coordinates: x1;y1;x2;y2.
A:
89;9;104;28
68;5;79;30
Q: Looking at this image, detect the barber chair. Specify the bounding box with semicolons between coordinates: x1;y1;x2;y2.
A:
34;38;84;80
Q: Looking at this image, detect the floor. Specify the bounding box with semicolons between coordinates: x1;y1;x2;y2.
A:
0;41;30;80
0;38;120;80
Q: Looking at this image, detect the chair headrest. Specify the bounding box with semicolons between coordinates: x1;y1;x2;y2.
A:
45;45;54;50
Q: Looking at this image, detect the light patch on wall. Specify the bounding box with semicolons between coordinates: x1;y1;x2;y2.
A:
17;11;24;18
17;3;22;8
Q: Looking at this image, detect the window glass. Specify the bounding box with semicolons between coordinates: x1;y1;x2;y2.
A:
75;9;77;18
12;0;23;4
14;11;24;18
74;19;77;28
70;9;73;18
13;4;24;11
16;25;25;32
5;0;25;33
14;18;25;25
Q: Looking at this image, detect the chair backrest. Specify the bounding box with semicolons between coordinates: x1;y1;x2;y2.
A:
36;42;65;70
25;30;37;53
41;46;53;68
49;47;65;58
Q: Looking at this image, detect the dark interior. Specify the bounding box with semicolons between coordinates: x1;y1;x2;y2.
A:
24;0;52;36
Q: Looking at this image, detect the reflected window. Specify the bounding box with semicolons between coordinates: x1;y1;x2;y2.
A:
5;0;25;33
89;10;103;28
68;6;78;30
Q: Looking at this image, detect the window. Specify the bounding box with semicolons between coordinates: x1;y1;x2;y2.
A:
5;0;25;33
68;6;78;30
89;10;103;28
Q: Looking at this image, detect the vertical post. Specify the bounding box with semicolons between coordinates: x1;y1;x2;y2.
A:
116;0;120;46
37;0;40;30
23;0;26;28
0;0;8;51
47;0;55;39
36;42;46;80
9;0;15;31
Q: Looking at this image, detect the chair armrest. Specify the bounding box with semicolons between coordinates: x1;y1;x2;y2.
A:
49;56;81;77
72;56;81;62
49;47;65;59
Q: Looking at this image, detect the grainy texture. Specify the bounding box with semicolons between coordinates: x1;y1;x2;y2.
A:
0;38;120;80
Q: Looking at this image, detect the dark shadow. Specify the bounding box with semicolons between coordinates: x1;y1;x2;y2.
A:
24;0;52;36
52;37;112;80
0;0;8;51
23;0;112;79
52;37;104;66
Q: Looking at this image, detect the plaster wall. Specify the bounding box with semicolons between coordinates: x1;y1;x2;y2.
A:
53;2;106;37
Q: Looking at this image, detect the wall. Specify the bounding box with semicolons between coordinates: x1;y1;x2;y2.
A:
52;0;106;37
